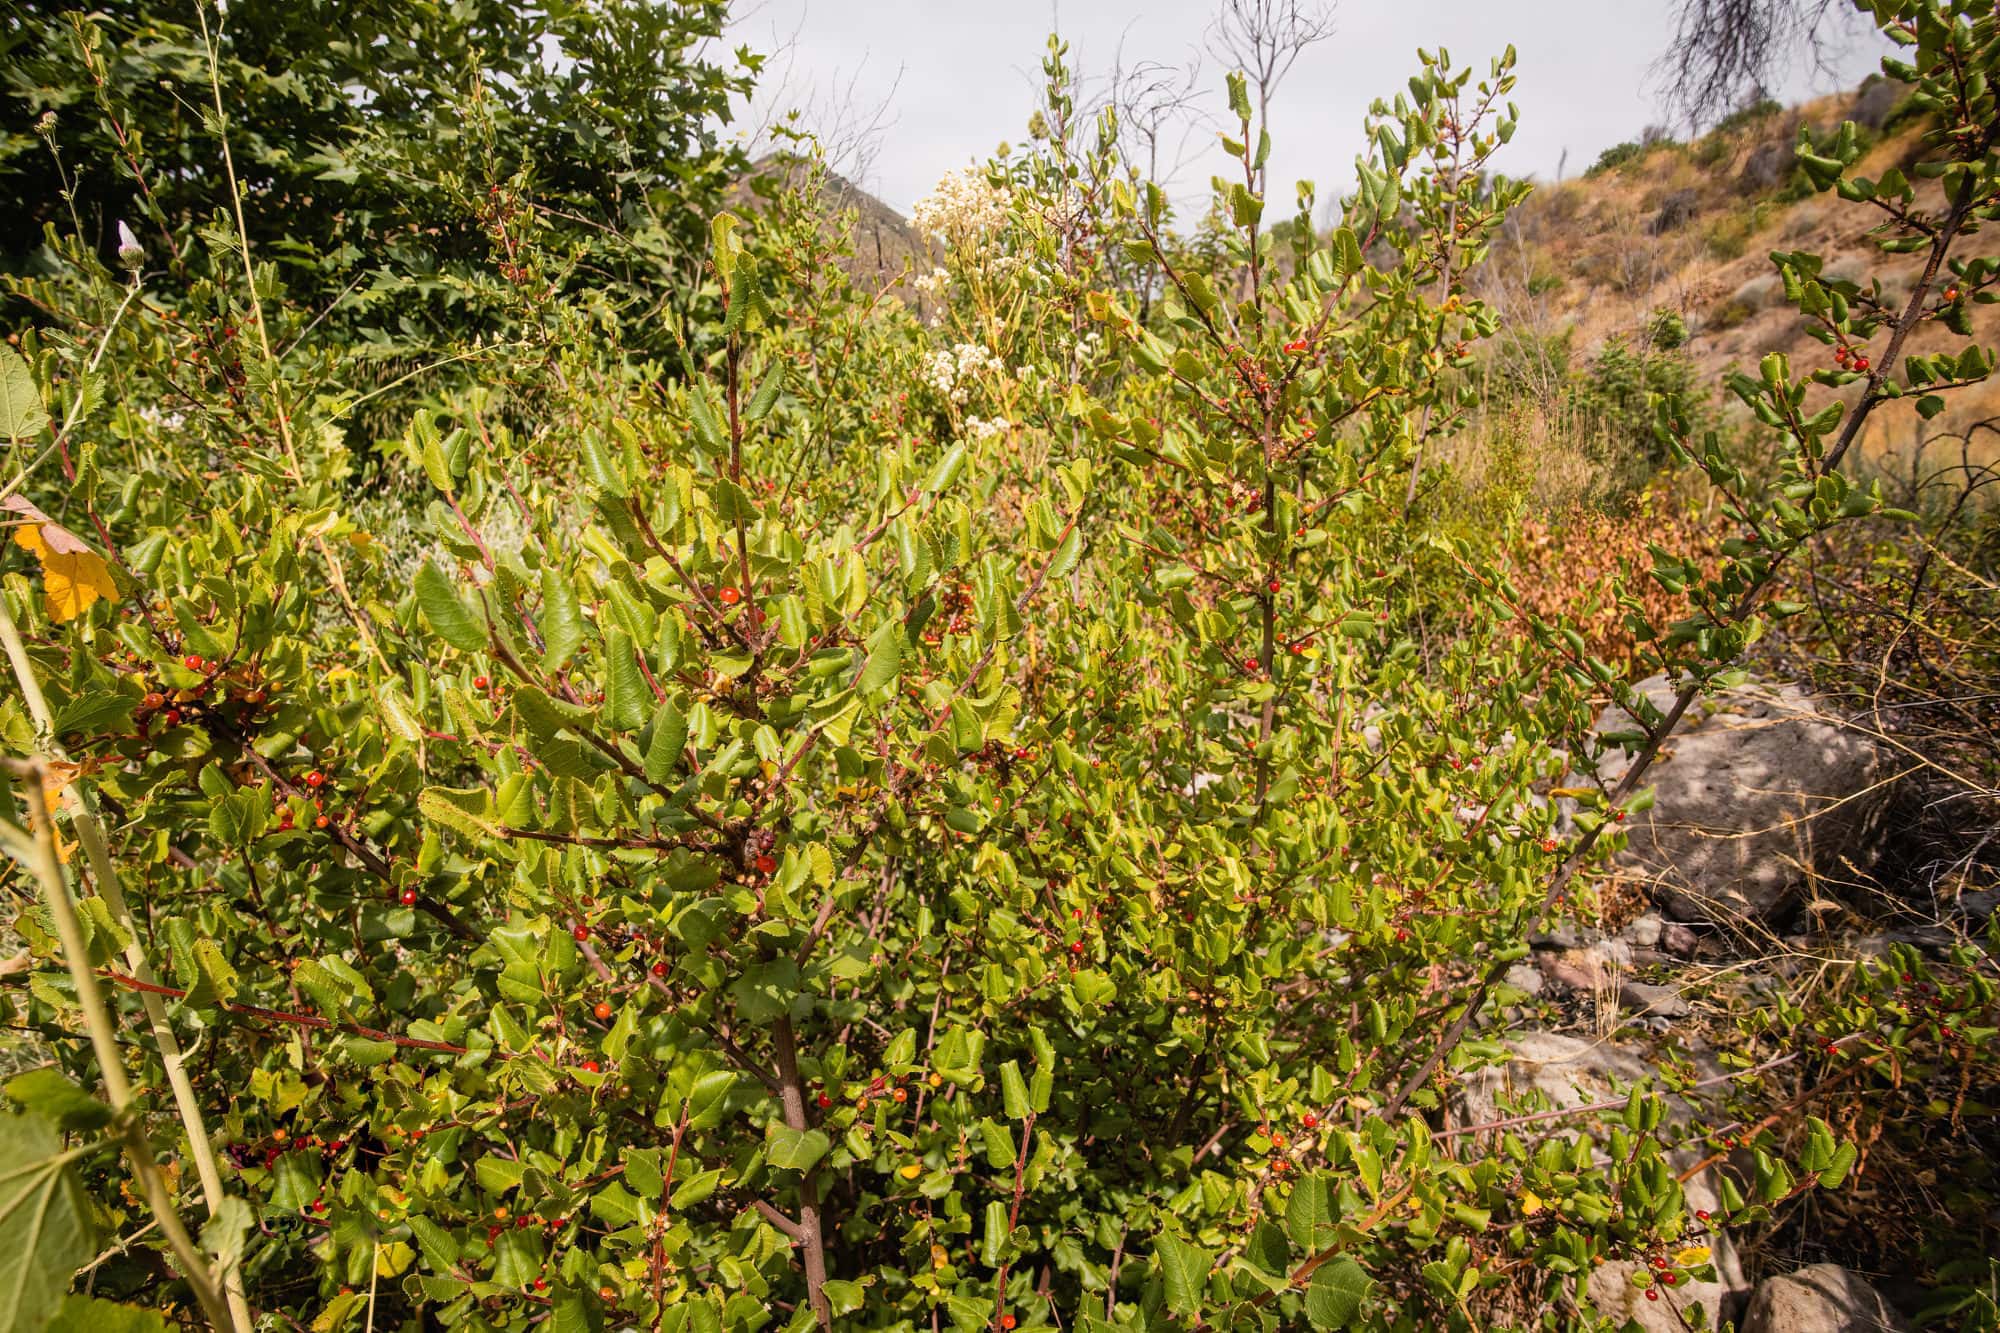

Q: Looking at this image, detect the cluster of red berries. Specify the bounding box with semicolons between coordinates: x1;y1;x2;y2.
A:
920;577;977;646
273;764;346;834
1832;343;1872;373
743;826;781;878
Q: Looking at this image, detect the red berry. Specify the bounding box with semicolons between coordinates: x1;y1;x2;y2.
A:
1695;1209;1710;1221
1645;1289;1660;1302
816;1093;831;1108
754;853;777;874
473;675;489;690
304;770;325;789
1267;579;1280;593
1855;356;1870;371
399;888;417;906
1001;1318;1016;1331
719;586;741;606
571;923;589;942
650;960;668;977
581;1059;601;1074
314;814;330;829
533;1277;548;1291
1070;941;1084;955
142;691;166;710
162;708;183;727
1301;1112;1318;1128
593;1001;613;1021
184;654;204;670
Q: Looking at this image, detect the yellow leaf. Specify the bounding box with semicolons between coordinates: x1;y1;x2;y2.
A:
12;518;117;621
897;1162;922;1180
1520;1190;1543;1216
1674;1244;1711;1267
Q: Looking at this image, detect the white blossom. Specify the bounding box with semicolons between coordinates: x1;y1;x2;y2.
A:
922;342;1004;404
911;168;1008;245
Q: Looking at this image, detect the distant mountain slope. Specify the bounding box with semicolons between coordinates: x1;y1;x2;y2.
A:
728;154;922;293
1484;76;2000;461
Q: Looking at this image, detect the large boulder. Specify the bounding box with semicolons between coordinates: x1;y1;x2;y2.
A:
1592;675;1885;923
1744;1264;1910;1332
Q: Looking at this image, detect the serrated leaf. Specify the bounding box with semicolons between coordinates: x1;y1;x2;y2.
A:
0;1112;94;1333
539;565;584;671
0;346;48;441
46;1294;170;1333
855;624;903;696
1304;1257;1373;1328
1154;1234;1213;1316
766;1126;830;1173
415;561;487;654
602;629;650;732
3;1070;110;1133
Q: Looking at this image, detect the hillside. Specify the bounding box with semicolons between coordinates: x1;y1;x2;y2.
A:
1489;76;2000;465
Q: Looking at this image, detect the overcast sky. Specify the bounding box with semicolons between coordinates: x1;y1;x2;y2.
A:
724;0;1890;216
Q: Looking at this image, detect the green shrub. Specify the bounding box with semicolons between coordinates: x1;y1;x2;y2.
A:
0;7;1996;1333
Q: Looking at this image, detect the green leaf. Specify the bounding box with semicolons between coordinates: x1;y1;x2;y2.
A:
540;565;584;671
645;700;688;784
1304;1258;1373;1328
418;786;504;841
1154;1234;1214;1316
51;692;133;738
3;1070;110;1132
0;346;48;442
686;1071;736;1130
46;1295;170;1333
415;561;487;654
602;630;651;732
1287;1172;1337;1250
766;1126;830;1173
999;1060;1031;1119
856;624;903;696
0;1115;97;1331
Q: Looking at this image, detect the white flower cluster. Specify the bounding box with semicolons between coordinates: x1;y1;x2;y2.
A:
913;266;950;299
964;416;1011;442
923;342;1003;404
911;168;1008;245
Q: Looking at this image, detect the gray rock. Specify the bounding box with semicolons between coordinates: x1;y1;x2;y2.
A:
1741;137;1798;190
1502;963;1545;997
1745;1264;1910;1332
1648;188;1701;235
1592;675;1885;923
1662;922;1700;957
1462;1033;1750;1314
1459;1031;1651;1129
1625;914;1664;948
1621;979;1691;1019
1729;273;1783;312
1957;889;1998;923
1848;79;1907;131
1590;1259;1731;1333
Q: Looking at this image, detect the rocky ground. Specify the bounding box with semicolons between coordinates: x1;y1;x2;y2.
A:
1471;671;1992;1331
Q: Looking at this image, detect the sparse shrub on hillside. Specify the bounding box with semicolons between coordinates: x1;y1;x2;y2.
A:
1588;141;1649;177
